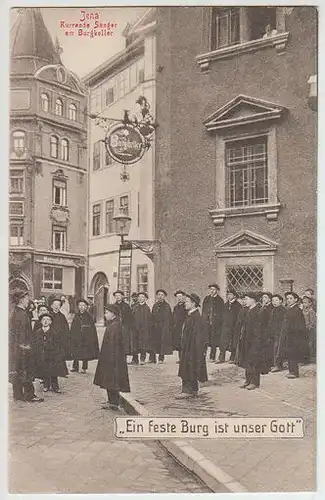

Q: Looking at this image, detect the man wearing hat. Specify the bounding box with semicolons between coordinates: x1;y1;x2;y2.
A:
202;284;224;362
282;292;308;378
93;304;130;410
49;297;69;389
130;292;139;312
150;289;173;363
172;290;187;363
132;292;152;365
70;299;99;373
113;290;135;360
9;290;41;402
269;294;286;372
176;293;208;399
218;289;241;364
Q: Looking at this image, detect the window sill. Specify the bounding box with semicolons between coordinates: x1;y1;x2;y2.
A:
196;32;290;71
209;203;281;226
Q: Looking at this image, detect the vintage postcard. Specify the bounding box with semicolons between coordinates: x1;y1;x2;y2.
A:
7;3;318;496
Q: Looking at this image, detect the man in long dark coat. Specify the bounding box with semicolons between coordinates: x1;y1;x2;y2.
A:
234;295;248;367
258;292;274;374
32;312;68;392
70;299;99;373
281;292;307;378
218;290;241;364
202;284;224;362
93;304;130;410
9;290;41;402
113;290;134;359
49;297;69;389
239;292;264;390
176;293;208;399
172;290;187;363
132;292;151;365
150;289;173;363
269;294;286;372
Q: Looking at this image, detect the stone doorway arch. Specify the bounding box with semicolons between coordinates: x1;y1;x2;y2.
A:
90;272;109;324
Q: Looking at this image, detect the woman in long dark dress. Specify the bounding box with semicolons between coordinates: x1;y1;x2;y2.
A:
93;305;130;410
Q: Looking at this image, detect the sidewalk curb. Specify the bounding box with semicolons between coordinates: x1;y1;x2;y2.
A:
120;392;248;494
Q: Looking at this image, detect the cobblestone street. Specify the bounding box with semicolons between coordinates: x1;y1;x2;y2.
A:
8;361;209;494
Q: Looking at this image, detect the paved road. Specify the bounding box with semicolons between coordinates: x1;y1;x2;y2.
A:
8;362;209;494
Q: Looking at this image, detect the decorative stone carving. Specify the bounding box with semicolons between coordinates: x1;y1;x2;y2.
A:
50;206;70;225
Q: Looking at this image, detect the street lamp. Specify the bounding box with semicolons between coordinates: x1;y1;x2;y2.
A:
113;212;132;244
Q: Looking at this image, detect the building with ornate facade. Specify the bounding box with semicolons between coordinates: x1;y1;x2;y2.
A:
9;8;88;305
83;9;156;323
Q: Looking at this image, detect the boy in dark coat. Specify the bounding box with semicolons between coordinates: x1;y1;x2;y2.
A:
32;312;68;392
258;292;274;373
93;304;130;410
269;294;286;372
172;290;187;363
218;290;241;364
150;289;173;363
132;292;151;365
70;299;99;373
9;290;41;402
176;293;208;399
113;290;134;358
202;284;224;362
49;298;69;389
282;292;307;378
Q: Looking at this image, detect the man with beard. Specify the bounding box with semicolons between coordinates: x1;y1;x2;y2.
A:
132;292;152;365
202;284;224;362
113;290;134;361
269;294;286;372
70;299;99;373
258;292;274;374
49;297;69;390
9;290;42;402
176;293;208;399
282;292;307;378
172;290;187;363
218;289;241;364
238;292;263;390
150;289;173;364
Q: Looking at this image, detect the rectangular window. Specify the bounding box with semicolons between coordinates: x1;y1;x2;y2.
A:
120;195;129;215
52;225;67;251
52;179;67;206
9;201;24;216
226;265;264;295
137;265;148;294
137;59;145;83
130;63;137;89
93;141;101;171
42;266;63;290
92;203;101;236
211;7;240;50
120;265;131;299
226;136;268;208
105;199;114;234
10;224;24;246
105;87;114;106
10;170;24;194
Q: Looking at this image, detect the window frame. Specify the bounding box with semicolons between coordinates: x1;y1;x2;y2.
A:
50;135;59;158
52;225;67;252
105;198;115;234
93;140;101;171
119;195;129;216
136;264;148;294
211;7;240;51
92;203;101;236
61;138;69;161
55;97;64;116
12;130;26;155
68;103;77;121
41;266;63;291
10;169;24;194
9;222;24;246
41;92;50;112
52;179;67;207
9;201;24;216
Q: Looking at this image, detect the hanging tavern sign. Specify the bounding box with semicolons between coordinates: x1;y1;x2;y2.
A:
105;122;147;165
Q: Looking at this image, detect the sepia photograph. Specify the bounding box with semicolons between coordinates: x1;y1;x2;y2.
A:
7;3;318;495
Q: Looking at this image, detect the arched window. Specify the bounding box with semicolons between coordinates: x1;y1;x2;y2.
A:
55;98;63;116
61;139;69;161
50;135;59;158
41;93;50;112
12;130;26;155
68;103;77;121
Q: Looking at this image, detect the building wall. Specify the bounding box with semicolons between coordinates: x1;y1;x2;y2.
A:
155;6;317;299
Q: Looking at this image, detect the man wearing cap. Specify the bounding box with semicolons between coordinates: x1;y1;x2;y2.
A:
269;294;286;372
281;292;308;378
93;304;130;410
176;293;208;399
9;290;41;402
150;289;173;363
258;292;274;374
172;290;187;363
70;299;99;373
202;284;224;362
218;290;241;364
132;292;152;365
113;290;134;360
49;297;70;390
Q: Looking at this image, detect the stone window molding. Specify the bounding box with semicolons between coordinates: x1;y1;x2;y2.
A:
205;95;286;226
197;7;290;71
